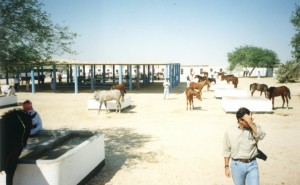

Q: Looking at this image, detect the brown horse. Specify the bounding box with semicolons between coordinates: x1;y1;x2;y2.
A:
250;83;268;96
194;75;207;82
265;86;291;109
111;84;126;101
185;87;202;110
221;74;238;88
189;79;211;91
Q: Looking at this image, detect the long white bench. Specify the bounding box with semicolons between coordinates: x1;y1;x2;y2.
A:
214;89;248;99
87;96;131;110
222;96;273;113
210;82;235;91
0;95;17;107
0;130;105;185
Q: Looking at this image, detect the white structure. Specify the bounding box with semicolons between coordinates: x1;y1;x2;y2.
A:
0;130;105;185
0;95;17;107
222;96;273;113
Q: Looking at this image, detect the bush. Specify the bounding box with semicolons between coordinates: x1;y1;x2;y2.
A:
275;61;300;83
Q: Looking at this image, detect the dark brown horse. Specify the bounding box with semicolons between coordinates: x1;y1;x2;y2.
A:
265;86;291;109
185;87;202;110
250;83;268;96
221;74;238;88
0;109;35;185
194;75;207;82
189;79;211;91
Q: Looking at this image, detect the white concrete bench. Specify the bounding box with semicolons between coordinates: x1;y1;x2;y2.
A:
0;131;105;185
87;96;131;110
221;96;273;113
0;95;17;107
214;89;248;99
210;83;234;91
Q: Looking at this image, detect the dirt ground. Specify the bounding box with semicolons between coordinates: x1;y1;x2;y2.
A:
1;77;300;185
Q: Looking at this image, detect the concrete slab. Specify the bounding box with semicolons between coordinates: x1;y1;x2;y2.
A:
214;89;248;99
222;96;273;113
0;95;17;107
210;82;235;91
88;96;131;110
0;130;105;185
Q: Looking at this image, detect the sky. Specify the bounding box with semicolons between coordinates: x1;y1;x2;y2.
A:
39;0;298;66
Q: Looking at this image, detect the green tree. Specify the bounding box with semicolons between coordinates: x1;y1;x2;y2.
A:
291;4;300;62
275;60;300;83
0;0;77;77
227;45;280;76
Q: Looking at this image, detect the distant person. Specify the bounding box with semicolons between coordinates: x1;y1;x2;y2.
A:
223;107;266;185
58;72;62;83
163;79;170;100
186;75;190;87
22;100;43;136
257;71;261;80
13;76;20;92
51;77;55;90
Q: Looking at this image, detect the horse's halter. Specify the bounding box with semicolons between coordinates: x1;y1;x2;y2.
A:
17;114;27;147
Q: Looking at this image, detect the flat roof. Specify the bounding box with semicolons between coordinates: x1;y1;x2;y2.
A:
53;59;180;65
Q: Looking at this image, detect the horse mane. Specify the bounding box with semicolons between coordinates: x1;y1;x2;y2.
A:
268;86;276;95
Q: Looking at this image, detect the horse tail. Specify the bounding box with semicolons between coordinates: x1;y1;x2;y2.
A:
250;84;252;91
287;87;291;99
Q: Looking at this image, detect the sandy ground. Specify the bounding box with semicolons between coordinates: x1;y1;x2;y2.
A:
1;77;300;185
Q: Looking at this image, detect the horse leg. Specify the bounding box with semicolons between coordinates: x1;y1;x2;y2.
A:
284;95;289;109
5;148;22;185
104;102;109;113
115;100;120;113
5;162;17;185
118;101;121;113
281;95;285;108
272;98;275;109
98;101;103;115
186;98;188;110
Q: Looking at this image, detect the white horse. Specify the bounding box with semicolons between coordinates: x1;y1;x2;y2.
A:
0;85;16;96
94;89;123;114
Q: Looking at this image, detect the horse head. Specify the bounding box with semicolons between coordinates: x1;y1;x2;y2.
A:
196;91;202;101
205;79;211;88
265;87;275;100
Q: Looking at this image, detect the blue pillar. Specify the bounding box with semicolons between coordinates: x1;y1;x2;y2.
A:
151;65;154;83
52;65;57;90
164;64;169;80
147;65;150;84
142;65;146;85
74;65;78;94
91;65;94;91
169;64;173;89
129;65;132;90
102;65;105;83
31;68;35;94
119;65;123;84
113;65;116;83
136;65;140;89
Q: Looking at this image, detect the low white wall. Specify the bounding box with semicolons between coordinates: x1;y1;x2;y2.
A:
0;95;17;107
214;89;248;99
222;96;272;113
0;131;105;185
